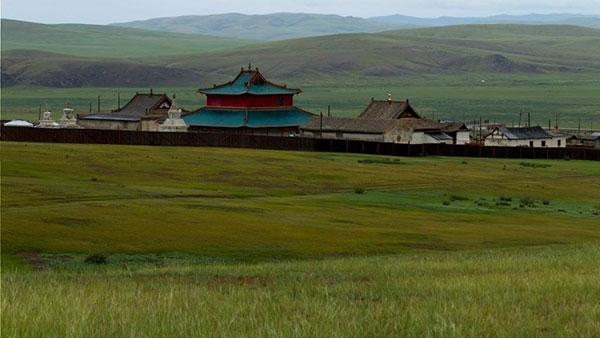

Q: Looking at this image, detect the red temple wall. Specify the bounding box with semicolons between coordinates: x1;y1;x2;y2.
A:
207;94;294;108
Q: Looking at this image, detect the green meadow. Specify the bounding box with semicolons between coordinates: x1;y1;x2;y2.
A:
3;75;600;127
2;142;600;336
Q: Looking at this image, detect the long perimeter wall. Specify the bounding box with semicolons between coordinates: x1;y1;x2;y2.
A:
1;126;598;161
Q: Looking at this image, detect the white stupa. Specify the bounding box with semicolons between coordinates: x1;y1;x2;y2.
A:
58;105;82;128
159;95;188;132
37;110;59;128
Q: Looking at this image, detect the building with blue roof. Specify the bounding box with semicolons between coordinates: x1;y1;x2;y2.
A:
183;66;314;135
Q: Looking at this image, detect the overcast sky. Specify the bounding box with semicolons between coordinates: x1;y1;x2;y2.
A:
2;0;600;24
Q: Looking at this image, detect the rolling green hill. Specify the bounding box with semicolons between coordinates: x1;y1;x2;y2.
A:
155;25;600;83
111;13;404;41
0;19;253;57
3;24;600;87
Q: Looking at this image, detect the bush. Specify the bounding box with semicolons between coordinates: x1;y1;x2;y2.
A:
520;197;536;207
499;196;512;202
449;195;469;201
354;187;365;194
442;201;450;206
91;177;98;182
357;158;402;165
85;254;107;265
520;162;552;169
542;200;550;205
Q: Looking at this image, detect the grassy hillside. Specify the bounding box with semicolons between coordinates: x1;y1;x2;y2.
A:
111;13;403;41
3;245;600;336
1;50;203;87
3;24;600;88
2;142;599;336
156;25;600;81
2;142;599;258
0;19;252;57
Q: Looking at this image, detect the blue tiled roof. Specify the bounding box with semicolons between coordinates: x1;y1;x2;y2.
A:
199;69;301;96
183;107;313;128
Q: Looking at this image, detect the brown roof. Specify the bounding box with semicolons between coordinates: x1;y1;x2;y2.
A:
358;99;421;120
441;122;469;132
301;117;445;134
302;116;398;134
116;93;172;117
78;92;173;121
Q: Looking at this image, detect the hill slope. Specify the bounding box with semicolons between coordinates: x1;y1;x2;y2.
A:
1;19;252;57
155;25;600;83
111;13;404;41
1;50;202;87
3;24;600;87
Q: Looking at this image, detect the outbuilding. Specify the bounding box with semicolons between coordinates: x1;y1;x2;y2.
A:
484;126;566;147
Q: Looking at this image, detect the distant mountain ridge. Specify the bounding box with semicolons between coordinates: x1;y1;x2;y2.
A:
371;13;600;28
110;13;409;40
111;12;600;40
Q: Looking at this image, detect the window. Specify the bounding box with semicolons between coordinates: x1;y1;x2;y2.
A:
529;141;534;147
541;141;546;147
278;96;285;106
336;132;343;139
558;140;561;147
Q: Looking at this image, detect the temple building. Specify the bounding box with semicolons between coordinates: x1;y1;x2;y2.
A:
301;96;471;145
182;66;314;135
78;91;173;131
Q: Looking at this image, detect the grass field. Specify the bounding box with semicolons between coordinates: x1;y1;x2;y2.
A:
3;76;600;127
3;245;600;337
2;142;599;336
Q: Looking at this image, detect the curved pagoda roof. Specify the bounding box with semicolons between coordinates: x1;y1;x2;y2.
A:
199;67;302;96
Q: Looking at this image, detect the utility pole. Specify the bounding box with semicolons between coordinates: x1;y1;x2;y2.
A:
518;112;522;127
89;102;92;113
117;90;121;110
527;112;531;128
327;105;331;117
479;115;482;145
97;96;101;112
319;112;323;138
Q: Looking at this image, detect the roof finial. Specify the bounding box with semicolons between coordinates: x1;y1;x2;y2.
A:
248;62;252;70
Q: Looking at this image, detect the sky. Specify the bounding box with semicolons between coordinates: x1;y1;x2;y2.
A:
2;0;600;24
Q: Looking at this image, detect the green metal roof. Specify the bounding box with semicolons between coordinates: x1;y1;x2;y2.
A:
199;68;301;96
183;107;313;128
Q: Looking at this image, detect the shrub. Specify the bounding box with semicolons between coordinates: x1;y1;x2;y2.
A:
354;187;365;194
520;197;536;207
443;201;450;206
91;177;98;182
520;162;551;169
449;195;469;202
357;158;402;165
542;200;550;205
85;254;107;265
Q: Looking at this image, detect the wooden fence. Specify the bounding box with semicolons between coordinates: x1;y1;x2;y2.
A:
1;126;599;161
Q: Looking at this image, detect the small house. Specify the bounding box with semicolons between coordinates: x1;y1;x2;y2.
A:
484;126;566;147
567;134;600;149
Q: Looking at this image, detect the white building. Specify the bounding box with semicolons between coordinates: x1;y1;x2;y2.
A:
485;126;566;148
